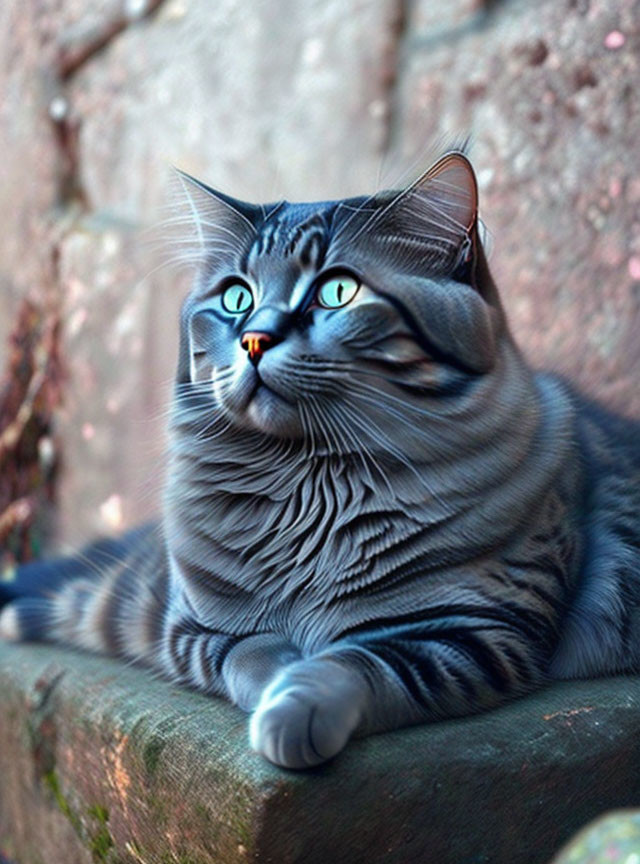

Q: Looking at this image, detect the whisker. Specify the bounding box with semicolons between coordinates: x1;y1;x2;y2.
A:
332;401;396;498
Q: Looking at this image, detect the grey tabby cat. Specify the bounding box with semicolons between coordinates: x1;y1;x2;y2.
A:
1;151;639;770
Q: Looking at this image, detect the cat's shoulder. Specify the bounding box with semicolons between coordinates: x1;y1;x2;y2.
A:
536;370;640;473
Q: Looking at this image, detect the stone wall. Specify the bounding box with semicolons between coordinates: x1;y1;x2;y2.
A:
1;0;639;548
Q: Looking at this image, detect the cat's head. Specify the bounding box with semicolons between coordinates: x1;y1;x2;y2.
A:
173;152;507;452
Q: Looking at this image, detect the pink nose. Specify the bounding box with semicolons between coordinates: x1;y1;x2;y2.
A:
241;331;273;364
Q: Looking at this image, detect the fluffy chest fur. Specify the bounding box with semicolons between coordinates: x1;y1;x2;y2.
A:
164;368;582;653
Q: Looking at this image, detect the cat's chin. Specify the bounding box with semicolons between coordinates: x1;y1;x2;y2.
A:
241;384;303;439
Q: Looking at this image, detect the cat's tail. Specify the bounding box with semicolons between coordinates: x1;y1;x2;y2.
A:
0;524;165;663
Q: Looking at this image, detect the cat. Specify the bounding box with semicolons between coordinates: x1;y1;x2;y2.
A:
1;151;639;770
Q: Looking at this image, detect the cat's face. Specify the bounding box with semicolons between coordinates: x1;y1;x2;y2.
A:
175;154;503;453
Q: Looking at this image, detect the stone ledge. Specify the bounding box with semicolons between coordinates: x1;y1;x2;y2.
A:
1;643;640;864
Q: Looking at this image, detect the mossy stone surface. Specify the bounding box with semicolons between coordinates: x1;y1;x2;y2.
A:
2;642;640;863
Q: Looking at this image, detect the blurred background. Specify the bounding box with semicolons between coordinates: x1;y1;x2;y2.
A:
1;0;639;567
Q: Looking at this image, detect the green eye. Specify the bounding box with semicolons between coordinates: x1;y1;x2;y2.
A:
221;282;254;314
317;274;360;309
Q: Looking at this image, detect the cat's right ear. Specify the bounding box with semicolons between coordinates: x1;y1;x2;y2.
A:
172;171;262;387
172;168;261;268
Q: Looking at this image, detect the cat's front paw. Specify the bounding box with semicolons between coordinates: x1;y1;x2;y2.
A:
249;658;367;769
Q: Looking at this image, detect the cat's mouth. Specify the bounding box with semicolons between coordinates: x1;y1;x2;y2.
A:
221;365;302;438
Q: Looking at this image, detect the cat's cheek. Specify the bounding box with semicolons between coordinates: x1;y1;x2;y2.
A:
216;363;259;414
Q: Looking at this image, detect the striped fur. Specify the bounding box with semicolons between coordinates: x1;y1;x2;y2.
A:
1;152;639;769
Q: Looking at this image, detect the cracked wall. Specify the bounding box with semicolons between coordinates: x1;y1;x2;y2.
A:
1;0;639;548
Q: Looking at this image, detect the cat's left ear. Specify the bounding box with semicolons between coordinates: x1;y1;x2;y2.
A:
349;152;480;285
418;151;478;246
413;153;504;309
394;152;478;280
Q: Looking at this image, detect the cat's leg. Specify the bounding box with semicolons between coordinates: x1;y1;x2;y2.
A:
0;577;301;712
0;549;167;662
250;616;545;769
160;610;301;710
549;532;639;679
0;525;164;658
